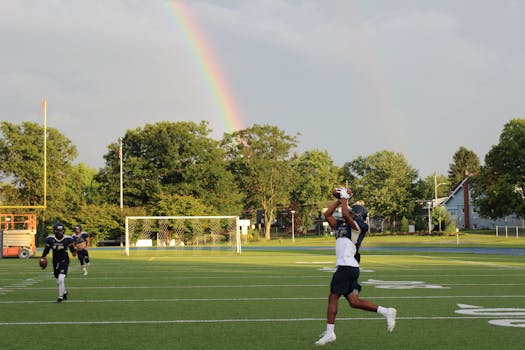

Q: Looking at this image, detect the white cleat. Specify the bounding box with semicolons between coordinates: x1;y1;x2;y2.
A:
386;308;397;332
315;332;336;346
83;270;88;276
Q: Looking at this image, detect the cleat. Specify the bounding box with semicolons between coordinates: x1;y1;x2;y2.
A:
386;308;397;332
57;297;63;303
83;270;88;276
315;332;336;346
63;291;68;300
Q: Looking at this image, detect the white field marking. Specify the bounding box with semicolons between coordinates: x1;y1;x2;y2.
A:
457;304;482;308
0;288;13;295
295;261;333;264
358;274;525;278
455;304;525;328
62;273;523;281
318;267;375;273
455;307;525;316
489;319;525;328
5;282;525;291
441;283;525;286
10;280;39;287
4;284;330;290
0;278;41;295
362;279;448;289
319;267;336;272
2;295;525;304
1;315;524;327
413;255;525;270
64;275;333;280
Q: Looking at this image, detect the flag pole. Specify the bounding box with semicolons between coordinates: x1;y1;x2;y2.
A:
43;99;47;209
119;137;123;211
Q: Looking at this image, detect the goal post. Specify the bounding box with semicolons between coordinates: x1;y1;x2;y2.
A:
124;216;241;256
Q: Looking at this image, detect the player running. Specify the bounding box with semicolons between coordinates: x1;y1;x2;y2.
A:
40;222;76;302
72;224;91;276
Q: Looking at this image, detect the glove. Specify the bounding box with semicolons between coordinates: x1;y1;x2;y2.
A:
338;187;350;199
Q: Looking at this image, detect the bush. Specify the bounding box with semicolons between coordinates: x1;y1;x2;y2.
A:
400;217;409;232
415;216;426;231
444;220;457;234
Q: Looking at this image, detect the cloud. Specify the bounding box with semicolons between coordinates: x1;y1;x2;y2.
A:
1;0;523;176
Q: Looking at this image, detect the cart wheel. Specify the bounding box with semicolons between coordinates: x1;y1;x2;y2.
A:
18;248;31;259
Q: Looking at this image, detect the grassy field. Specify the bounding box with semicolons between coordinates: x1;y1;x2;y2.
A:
244;232;525;248
1;241;525;350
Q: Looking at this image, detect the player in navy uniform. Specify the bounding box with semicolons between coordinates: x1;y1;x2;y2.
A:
315;188;397;346
72;224;90;276
41;222;76;302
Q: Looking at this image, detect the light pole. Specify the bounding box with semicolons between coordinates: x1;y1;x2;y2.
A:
291;210;296;243
434;173;448;232
119;137;123;211
427;201;432;235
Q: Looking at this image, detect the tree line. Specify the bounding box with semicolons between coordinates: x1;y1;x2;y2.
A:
1;119;524;243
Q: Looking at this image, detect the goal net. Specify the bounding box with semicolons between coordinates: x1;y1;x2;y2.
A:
124;216;241;256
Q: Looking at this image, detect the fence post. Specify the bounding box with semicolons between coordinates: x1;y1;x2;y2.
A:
505;226;508;238
496;226;498;237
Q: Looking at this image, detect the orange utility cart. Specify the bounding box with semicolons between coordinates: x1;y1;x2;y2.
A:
1;214;37;258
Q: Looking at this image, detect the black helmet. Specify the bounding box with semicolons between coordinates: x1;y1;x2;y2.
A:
53;222;65;238
351;205;368;221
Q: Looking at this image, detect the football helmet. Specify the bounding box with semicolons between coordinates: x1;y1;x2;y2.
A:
351;205;368;221
53;222;65;239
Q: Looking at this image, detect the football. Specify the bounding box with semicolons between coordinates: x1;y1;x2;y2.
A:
332;187;352;199
39;257;48;269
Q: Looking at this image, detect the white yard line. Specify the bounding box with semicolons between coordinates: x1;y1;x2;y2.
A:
1;315;523;326
2;294;525;304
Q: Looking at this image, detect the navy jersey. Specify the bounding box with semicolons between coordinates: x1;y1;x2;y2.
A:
73;232;90;250
43;235;75;262
334;218;368;250
73;232;89;244
73;232;89;243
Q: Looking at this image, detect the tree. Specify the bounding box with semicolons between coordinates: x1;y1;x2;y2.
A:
148;193;213;217
344;150;419;229
71;204;146;243
431;206;448;232
290;150;340;232
222;124;298;240
0;122;86;232
96;121;243;215
448;146;480;189
472;119;525;220
420;173;450;200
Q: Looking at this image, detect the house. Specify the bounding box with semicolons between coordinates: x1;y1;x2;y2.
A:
441;176;523;229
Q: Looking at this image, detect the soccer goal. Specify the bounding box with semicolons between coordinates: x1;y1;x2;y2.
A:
124;216;241;256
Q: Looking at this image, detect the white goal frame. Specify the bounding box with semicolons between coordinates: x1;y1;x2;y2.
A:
124;216;241;256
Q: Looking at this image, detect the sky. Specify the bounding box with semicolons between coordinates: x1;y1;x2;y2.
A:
1;0;523;178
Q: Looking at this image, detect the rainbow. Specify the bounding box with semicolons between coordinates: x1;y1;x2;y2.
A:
165;0;245;132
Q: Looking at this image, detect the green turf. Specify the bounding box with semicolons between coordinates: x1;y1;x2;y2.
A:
244;232;525;248
1;247;524;350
